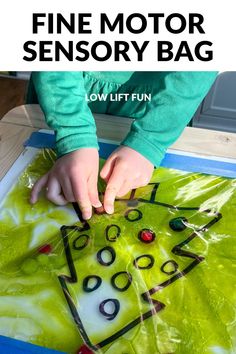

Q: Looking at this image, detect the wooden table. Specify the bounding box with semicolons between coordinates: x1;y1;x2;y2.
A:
1;104;236;181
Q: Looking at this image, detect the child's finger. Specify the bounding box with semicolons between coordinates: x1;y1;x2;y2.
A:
60;177;76;202
46;178;67;205
88;175;102;208
71;176;92;220
100;154;116;182
103;165;124;214
116;180;132;198
30;174;49;204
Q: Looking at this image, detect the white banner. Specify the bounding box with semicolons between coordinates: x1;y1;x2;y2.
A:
0;0;235;70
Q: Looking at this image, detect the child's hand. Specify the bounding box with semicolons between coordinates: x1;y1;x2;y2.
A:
100;146;154;214
30;148;102;220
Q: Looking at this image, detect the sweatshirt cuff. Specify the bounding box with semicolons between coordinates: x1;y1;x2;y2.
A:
122;131;166;167
55;132;99;158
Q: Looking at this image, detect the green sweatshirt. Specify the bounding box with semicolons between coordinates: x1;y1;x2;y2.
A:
32;71;217;166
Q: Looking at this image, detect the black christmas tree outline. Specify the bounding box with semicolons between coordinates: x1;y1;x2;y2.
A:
57;182;222;351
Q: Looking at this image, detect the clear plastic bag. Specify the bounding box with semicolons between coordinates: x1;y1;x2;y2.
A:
0;149;235;354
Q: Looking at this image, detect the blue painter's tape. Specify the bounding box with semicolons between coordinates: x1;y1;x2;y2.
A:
0;335;65;354
24;131;236;178
162;153;236;179
98;141;117;159
24;132;56;149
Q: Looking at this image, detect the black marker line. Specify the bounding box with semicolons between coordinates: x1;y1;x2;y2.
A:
56;185;223;350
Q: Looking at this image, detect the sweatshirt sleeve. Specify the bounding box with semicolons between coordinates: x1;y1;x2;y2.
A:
122;71;218;167
32;71;99;157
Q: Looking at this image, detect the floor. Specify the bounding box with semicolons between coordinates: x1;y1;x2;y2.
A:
0;77;28;119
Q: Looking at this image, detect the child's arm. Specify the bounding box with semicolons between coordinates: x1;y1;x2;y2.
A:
32;71;98;157
101;71;218;213
30;72;101;219
122;71;218;166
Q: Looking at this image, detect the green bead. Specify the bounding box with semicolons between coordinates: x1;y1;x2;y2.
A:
21;258;39;274
37;254;50;266
169;217;188;231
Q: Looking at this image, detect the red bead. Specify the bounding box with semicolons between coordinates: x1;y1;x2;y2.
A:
77;344;94;354
138;229;155;243
94;206;105;215
142;231;153;241
38;244;52;254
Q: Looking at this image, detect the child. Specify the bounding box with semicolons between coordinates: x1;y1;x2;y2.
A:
30;71;217;219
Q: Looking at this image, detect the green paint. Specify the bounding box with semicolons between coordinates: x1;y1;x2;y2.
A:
0;149;235;354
